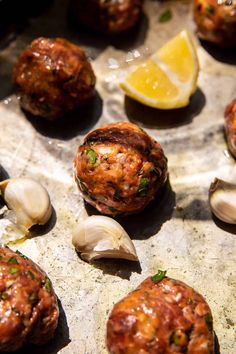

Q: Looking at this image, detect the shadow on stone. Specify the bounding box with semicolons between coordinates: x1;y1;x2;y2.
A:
89;258;142;280
125;88;206;129
200;40;236;66
212;213;236;235
29;206;57;238
23;91;103;140
214;331;221;354
0;165;10;181
84;178;176;240
67;5;149;56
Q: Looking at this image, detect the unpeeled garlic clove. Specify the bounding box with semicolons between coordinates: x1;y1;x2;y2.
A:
72;215;138;262
209;178;236;224
0;178;52;234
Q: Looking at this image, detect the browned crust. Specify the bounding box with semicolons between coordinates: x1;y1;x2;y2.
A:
0;246;59;352
75;122;168;216
72;0;143;34
194;0;236;47
13;37;96;119
107;276;214;354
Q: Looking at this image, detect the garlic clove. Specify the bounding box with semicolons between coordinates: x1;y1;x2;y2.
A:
72;215;138;262
209;178;236;224
0;178;52;233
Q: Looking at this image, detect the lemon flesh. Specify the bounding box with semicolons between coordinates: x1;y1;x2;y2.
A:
120;30;199;109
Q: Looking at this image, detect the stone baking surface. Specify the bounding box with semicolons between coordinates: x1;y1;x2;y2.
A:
0;0;235;353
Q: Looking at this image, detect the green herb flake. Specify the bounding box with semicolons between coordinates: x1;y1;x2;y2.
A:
29;292;38;304
86;149;97;164
103;155;109;161
10;267;19;275
206;4;215;14
138;178;149;196
169;330;188;347
44;277;52;293
8;257;19;265
16;250;28;260
204;314;213;330
152;269;167;283
0;292;7;301
159;9;172;23
187;298;193;305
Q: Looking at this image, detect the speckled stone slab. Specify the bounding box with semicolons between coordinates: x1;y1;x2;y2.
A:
0;0;235;353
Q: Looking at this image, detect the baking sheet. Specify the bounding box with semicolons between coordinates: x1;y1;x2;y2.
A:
0;0;236;353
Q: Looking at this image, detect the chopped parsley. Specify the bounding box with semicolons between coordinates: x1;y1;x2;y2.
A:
44;277;52;293
159;9;172;23
0;292;7;301
10;267;19;275
29;292;38;304
138;178;149;196
187;298;193;305
206;4;215;14
16;250;28;260
8;257;19;265
86;149;97;164
152;270;167;283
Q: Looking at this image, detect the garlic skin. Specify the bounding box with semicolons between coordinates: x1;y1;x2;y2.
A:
0;178;52;234
72;215;138;262
209;178;236;224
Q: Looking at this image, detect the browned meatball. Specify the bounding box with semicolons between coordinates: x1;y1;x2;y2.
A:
225;98;236;157
74;122;167;216
71;0;143;34
194;0;236;47
13;37;96;120
107;272;214;354
0;246;59;352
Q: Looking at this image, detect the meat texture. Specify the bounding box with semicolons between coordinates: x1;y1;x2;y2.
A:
194;0;236;47
0;246;59;352
13;37;96;120
225;98;236;158
71;0;143;34
74;122;168;216
107;275;214;354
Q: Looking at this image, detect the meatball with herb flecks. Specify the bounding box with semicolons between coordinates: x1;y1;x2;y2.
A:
0;246;59;352
74;122;167;216
107;272;214;354
194;0;236;47
71;0;143;34
13;37;96;120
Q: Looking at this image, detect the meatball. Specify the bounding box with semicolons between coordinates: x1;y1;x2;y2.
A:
0;246;59;352
194;0;236;47
107;273;214;354
71;0;143;34
74;122;168;216
225;98;236;158
13;37;96;120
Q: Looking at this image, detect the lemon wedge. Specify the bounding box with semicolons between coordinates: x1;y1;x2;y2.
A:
120;30;199;109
